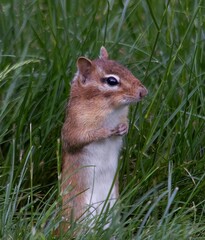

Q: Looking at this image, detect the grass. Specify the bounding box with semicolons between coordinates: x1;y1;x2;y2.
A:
0;0;205;239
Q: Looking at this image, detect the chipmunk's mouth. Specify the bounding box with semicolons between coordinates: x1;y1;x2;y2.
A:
122;94;147;105
122;97;141;105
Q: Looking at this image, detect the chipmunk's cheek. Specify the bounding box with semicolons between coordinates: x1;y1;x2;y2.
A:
109;95;126;108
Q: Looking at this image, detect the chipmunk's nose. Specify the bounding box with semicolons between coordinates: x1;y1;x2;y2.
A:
138;86;148;99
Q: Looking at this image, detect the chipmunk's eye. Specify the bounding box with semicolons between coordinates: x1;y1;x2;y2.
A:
106;76;119;86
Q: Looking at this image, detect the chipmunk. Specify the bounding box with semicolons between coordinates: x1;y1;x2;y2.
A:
60;46;148;231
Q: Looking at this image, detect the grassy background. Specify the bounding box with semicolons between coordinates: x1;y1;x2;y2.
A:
0;0;205;239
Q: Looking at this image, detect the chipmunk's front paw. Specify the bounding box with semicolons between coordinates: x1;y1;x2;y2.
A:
111;123;129;136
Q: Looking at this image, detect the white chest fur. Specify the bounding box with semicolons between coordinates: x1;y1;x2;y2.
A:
83;106;128;216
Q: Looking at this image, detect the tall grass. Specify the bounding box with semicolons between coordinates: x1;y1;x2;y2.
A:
0;0;205;239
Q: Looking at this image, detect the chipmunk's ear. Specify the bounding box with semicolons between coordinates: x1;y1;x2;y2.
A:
77;57;93;83
100;46;109;60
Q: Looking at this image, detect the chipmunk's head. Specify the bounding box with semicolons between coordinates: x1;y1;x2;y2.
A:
72;47;148;108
